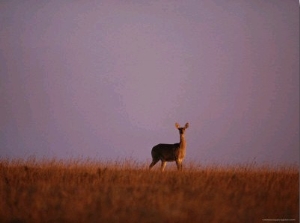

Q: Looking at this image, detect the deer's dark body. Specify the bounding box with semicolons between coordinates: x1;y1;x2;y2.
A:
151;143;181;161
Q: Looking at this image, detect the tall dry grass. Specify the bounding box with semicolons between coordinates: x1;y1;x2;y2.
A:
0;159;298;223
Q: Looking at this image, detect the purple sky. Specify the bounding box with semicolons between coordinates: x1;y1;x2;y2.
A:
1;1;299;165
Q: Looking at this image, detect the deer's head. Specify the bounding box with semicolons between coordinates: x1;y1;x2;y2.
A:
175;122;189;134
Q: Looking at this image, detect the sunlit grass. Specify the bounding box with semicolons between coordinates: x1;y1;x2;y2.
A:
0;159;298;223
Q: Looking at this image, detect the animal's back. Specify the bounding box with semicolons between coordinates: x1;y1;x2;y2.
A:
151;143;180;161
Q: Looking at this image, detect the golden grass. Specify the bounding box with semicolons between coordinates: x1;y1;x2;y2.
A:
0;159;298;223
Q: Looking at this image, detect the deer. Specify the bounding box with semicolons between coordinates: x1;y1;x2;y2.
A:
149;122;189;171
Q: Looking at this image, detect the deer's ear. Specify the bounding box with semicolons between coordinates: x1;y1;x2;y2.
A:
175;123;180;129
185;123;189;129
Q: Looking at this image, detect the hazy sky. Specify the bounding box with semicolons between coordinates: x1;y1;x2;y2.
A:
1;1;299;165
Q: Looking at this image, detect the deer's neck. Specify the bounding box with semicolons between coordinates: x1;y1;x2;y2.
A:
179;134;187;148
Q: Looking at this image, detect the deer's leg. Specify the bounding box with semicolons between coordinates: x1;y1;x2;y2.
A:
161;160;166;171
149;158;159;169
176;159;183;171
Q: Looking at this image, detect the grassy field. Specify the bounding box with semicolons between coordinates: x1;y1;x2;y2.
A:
0;159;298;223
